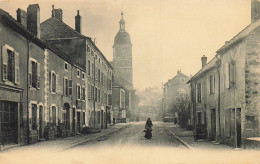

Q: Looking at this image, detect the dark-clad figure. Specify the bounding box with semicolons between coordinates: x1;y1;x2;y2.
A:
144;118;153;139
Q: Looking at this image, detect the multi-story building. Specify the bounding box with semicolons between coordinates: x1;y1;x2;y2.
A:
188;56;220;141
188;0;260;148
0;4;87;149
40;6;113;128
112;84;126;123
163;70;190;120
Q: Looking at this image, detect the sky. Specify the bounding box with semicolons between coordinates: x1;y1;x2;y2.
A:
0;0;251;91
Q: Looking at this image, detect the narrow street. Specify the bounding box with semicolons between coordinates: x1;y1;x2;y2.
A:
72;122;185;149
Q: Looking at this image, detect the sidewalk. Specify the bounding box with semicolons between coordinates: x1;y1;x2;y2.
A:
7;123;131;152
163;123;234;150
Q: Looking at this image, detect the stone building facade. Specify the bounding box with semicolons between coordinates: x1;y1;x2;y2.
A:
188;56;221;141
163;70;190;120
0;4;88;149
188;0;260;148
40;6;113;129
112;85;126;123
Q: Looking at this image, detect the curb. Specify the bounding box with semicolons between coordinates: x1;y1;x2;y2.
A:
161;123;194;150
63;123;131;150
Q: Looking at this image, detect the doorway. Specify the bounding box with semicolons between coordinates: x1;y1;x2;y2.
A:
77;111;81;132
211;109;216;141
64;103;70;130
39;106;43;138
101;110;104;129
72;108;76;133
236;108;241;148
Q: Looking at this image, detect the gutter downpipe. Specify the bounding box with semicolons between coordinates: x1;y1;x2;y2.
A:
193;81;197;141
217;57;222;141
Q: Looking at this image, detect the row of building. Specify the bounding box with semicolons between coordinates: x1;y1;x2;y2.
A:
187;0;260;148
0;4;136;148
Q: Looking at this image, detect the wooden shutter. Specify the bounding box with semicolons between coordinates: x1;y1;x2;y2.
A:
225;63;230;88
230;62;236;86
2;46;8;81
69;80;72;96
213;74;215;94
56;74;59;93
37;62;40;89
14;52;20;84
29;60;32;86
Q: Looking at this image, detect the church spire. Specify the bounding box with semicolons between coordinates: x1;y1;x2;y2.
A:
119;11;125;31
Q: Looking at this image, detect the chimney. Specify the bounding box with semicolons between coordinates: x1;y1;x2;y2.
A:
252;0;260;22
17;8;27;28
75;10;81;33
51;5;63;21
201;55;207;68
177;70;181;75
27;4;40;38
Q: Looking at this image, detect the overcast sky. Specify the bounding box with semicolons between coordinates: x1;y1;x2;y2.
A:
1;0;251;91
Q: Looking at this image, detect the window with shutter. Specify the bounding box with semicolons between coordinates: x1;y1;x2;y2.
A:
31;60;38;88
77;84;81;99
51;72;56;92
14;52;20;84
225;63;230;89
88;60;91;76
69;80;72;95
2;46;8;81
37;62;40;89
209;74;215;94
92;63;94;79
82;87;85;100
230;62;236;87
63;78;69;96
7;50;15;83
197;83;202;103
56;74;59;93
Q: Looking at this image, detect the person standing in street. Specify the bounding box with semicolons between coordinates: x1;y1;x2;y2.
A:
144;118;153;139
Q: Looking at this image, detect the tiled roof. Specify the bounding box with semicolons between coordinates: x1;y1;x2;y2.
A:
187;56;218;83
217;19;260;53
41;17;87;40
0;9;85;70
41;17;113;69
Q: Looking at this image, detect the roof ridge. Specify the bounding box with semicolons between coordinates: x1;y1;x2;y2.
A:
41;17;87;39
217;19;260;53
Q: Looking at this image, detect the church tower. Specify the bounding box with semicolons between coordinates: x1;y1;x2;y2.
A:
113;12;133;88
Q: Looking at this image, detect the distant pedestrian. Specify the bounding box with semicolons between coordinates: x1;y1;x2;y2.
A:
144;118;153;139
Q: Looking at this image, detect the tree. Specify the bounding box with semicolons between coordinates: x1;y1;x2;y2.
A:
171;94;190;128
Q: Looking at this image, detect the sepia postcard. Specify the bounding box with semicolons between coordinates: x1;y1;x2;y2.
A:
0;0;259;163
